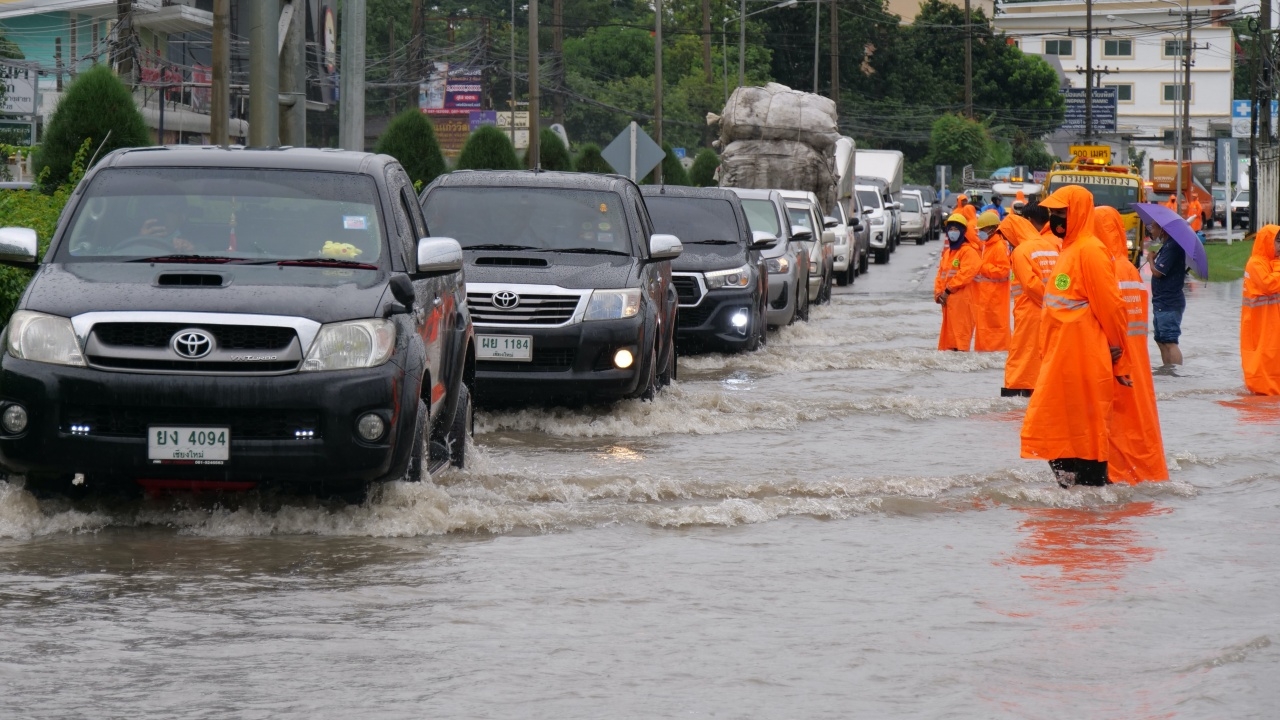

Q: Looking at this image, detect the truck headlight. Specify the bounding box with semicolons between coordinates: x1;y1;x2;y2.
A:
301;319;395;371
584;288;641;321
6;311;86;367
704;265;752;289
871;216;885;226
765;257;790;274
1126;228;1137;250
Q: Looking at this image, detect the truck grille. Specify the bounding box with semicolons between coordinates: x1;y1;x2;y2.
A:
672;275;703;306
467;292;582;326
85;322;302;374
93;323;295;350
61;406;322;440
477;347;576;373
678;303;717;328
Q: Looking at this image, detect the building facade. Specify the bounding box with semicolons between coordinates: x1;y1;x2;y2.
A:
994;0;1236;169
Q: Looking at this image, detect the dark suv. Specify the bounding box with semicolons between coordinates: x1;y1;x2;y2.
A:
0;146;474;498
641;186;774;352
420;171;680;404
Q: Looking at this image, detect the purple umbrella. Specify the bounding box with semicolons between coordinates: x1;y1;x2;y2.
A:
1130;202;1209;280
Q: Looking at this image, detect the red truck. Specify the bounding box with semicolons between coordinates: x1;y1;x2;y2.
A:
1149;160;1214;228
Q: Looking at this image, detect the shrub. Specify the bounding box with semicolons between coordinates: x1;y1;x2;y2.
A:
456;125;521;171
525;128;572;171
35;65;149;191
574;143;614;174
0;139;92;324
644;143;690;186
689;148;719;187
374;109;447;187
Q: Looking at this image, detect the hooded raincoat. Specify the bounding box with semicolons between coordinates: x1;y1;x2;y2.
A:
1020;186;1131;464
1002;213;1053;392
1241;225;1280;395
1095;206;1168;483
936;217;981;351
974;214;1012;351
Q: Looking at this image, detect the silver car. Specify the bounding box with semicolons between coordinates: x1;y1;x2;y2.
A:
731;188;812;327
900;190;927;245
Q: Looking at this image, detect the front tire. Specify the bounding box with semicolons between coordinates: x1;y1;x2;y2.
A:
874;246;890;264
447;385;472;469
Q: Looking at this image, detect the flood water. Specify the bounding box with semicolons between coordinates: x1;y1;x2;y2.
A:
2;242;1278;718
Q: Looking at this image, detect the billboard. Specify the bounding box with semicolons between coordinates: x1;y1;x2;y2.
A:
0;62;35;116
1061;87;1117;134
420;63;484;114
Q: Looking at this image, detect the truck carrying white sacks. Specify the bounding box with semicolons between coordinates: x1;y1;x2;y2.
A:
710;84;840;212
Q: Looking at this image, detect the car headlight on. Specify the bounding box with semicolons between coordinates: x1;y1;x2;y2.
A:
584;288;641;321
704;265;752;290
301;319;396;371
765;257;790;274
6;311;86;367
1126;228;1137;250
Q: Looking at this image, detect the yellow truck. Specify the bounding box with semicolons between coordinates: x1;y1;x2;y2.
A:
1045;160;1146;264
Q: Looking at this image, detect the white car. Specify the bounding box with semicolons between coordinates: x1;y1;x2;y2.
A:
780;191;834;305
856;183;892;264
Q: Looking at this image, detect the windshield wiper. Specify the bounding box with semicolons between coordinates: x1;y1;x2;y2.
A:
464;243;540;251
276;258;379;270
546;247;632;256
128;254;242;264
686;239;739;245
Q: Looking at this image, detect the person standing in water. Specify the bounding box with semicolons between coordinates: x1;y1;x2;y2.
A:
935;213;980;352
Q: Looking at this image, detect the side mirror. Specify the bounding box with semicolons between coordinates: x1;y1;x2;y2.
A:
649;233;683;260
861;207;873;216
789;226;813;243
749;230;778;250
851;220;863;232
416;237;464;276
822;216;840;229
822;230;836;245
0;227;37;268
892;202;903;211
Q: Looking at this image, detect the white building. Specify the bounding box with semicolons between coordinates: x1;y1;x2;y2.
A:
994;0;1236;169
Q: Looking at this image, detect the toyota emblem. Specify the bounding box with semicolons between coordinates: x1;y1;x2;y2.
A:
491;291;520;310
171;329;214;359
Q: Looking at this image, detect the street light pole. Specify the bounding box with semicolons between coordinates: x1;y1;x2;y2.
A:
529;0;540;169
655;0;663;184
738;0;746;88
1085;0;1093;141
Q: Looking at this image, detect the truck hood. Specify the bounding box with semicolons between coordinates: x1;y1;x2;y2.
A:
21;263;389;323
672;245;749;272
464;252;642;288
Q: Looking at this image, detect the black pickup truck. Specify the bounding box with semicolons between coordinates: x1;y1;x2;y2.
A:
0;146;473;499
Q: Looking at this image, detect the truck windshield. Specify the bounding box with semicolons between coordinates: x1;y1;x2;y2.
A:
646;197;743;247
423;187;631;254
787;206;813;230
741;199;781;236
902;197;920;213
856;190;881;209
58;168;385;263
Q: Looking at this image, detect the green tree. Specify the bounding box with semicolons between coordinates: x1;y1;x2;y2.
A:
689;148;718;186
534;128;573;171
374;109;447;186
574;143;614;173
34;65;149;191
456;125;521;170
926;113;989;172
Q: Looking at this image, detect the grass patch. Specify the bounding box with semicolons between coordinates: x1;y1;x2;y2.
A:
1204;241;1254;282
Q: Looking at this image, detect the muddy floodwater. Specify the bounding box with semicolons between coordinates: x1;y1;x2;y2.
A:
2;242;1278;718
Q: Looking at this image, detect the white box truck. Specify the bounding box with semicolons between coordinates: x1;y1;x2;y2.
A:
856;149;904;246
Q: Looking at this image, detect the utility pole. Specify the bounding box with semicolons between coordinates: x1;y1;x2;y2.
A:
280;0;306;147
1084;0;1092;140
655;0;664;184
528;0;540;169
702;0;712;82
1262;0;1272;142
387;18;396;116
510;0;517;146
812;0;820;94
738;0;746;89
552;0;564;126
211;0;229;145
114;0;135;86
249;0;279;146
339;0;366;151
829;0;839;103
963;0;972;118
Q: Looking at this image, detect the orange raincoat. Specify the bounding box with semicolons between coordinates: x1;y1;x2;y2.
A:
1095;207;1168;483
973;225;1012;351
1186;196;1203;232
1002;214;1054;392
936;232;981;351
1021;186;1131;464
1241;225;1280;395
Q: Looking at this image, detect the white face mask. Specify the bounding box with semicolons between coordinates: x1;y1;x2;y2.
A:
947;229;962;242
977;230;991;241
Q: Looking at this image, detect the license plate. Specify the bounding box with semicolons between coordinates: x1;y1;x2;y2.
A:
148;426;230;464
477;335;532;361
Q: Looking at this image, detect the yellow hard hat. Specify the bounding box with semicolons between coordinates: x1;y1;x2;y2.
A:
976;210;1001;229
946;212;968;226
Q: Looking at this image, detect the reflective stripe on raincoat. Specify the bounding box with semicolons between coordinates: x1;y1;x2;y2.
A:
973;229;1012;352
1241;225;1280;395
1095;206;1168;483
1001;214;1054;391
1021;185;1131;463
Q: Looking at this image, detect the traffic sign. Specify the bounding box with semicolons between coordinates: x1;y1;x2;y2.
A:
602;122;665;182
1231;100;1279;139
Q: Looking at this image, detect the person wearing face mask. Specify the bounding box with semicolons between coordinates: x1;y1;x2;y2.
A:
1241;225;1280;395
1094;205;1168;484
1001;208;1055;397
1020;185;1132;488
935;213;980;351
972;211;1011;352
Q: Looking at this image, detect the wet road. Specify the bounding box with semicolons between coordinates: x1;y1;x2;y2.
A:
2;241;1279;718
